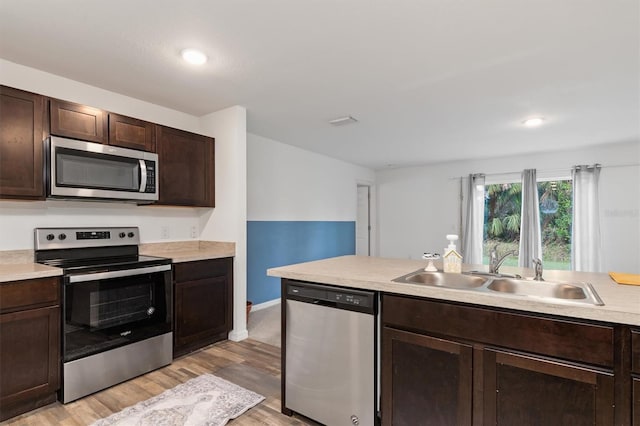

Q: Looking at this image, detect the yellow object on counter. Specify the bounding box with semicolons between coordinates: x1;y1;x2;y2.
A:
609;272;640;286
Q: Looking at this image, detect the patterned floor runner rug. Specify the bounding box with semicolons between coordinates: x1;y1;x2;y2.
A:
91;374;265;426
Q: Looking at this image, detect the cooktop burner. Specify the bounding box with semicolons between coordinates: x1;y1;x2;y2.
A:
34;226;170;273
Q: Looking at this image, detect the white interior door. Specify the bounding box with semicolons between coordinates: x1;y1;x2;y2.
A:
356;185;370;256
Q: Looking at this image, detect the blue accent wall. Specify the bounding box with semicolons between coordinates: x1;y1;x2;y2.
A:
247;221;355;304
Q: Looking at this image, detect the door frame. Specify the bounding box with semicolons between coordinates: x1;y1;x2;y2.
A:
356;181;377;257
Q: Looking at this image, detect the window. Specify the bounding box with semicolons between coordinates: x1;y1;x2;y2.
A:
483;178;572;270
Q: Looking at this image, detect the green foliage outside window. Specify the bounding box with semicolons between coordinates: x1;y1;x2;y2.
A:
483;180;572;269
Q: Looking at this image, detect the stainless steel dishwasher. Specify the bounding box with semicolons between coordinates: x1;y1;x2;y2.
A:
284;280;378;426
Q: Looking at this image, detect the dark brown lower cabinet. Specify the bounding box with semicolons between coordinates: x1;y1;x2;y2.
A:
483;348;614;425
0;277;60;422
381;327;472;426
381;294;627;425
173;258;233;358
633;377;640;426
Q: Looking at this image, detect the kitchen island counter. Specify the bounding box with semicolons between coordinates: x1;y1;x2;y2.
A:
268;255;640;326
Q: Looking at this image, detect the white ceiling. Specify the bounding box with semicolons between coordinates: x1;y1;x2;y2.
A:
1;1;638;169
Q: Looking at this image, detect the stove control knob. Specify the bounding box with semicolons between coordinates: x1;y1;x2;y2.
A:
119;232;126;238
46;233;55;241
128;232;135;238
58;233;67;241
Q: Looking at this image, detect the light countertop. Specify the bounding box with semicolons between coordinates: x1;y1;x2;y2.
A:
268;255;640;326
0;241;235;283
138;241;235;263
0;263;62;283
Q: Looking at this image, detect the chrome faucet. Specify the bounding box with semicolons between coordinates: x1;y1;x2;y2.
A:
489;246;517;274
532;258;544;281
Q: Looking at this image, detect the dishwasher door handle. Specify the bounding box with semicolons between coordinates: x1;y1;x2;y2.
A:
311;299;338;308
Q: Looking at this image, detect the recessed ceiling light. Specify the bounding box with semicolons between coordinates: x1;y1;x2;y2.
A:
181;49;207;65
522;117;545;127
329;116;358;126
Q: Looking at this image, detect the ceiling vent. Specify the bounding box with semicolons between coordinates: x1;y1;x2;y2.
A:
329;116;358;126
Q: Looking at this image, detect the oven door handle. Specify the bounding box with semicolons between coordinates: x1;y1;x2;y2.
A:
68;264;171;283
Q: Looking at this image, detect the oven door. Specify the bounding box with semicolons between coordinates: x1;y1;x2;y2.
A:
63;264;172;362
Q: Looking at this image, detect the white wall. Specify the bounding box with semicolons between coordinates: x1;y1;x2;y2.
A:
0;59;199;132
376;141;640;273
0;60;249;340
0;201;202;249
0;59;210;249
247;133;375;222
199;106;248;341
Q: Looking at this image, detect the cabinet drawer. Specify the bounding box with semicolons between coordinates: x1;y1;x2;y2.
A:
382;294;614;368
0;277;60;313
173;258;232;283
633;330;640;374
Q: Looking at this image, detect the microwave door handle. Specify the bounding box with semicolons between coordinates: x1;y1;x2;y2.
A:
139;159;147;192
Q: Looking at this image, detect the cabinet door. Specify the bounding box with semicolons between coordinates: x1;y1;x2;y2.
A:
633;330;640;374
381;327;473;426
0;306;60;421
108;113;155;152
50;98;107;143
156;125;214;207
174;277;229;357
634;331;640;426
634;377;640;426
0;86;45;199
483;348;614;425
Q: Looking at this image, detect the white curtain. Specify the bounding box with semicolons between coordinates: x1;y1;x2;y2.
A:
518;169;542;268
572;164;602;272
462;174;485;265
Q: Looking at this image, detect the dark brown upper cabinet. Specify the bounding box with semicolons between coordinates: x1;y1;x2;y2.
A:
49;98;108;144
0;86;45;199
108;113;156;152
50;99;157;153
156;125;215;207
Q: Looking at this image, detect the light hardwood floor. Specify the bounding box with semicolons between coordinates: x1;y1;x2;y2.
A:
3;339;317;426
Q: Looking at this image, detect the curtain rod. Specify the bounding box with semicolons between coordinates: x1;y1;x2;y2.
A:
450;162;639;180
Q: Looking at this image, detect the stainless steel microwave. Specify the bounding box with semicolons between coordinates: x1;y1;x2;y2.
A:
46;136;159;203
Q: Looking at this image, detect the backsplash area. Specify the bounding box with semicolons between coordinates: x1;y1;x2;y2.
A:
0;200;202;250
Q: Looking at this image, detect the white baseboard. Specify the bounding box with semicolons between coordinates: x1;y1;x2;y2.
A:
250;298;280;312
228;329;249;342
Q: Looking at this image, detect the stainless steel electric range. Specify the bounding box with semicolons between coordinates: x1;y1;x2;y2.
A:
34;226;173;403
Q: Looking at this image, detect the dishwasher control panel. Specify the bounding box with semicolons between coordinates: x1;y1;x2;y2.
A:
286;281;377;314
329;291;368;306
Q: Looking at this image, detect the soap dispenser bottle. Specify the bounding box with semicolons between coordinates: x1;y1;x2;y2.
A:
443;234;463;273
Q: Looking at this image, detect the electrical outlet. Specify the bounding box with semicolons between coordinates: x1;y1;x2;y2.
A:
190;226;197;239
161;226;170;239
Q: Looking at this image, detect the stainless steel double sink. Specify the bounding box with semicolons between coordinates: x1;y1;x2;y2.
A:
392;270;604;306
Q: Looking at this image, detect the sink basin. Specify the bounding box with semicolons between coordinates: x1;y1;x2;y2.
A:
486;278;604;305
392;269;604;306
393;271;487;289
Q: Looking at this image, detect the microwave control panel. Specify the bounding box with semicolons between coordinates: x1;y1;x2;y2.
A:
144;161;156;193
